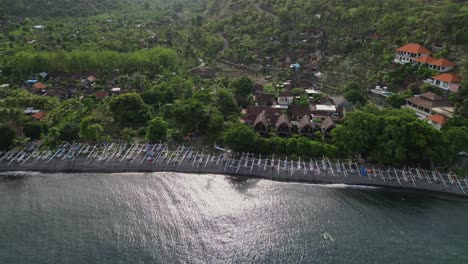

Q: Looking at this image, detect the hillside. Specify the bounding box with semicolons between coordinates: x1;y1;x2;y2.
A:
202;0;468;90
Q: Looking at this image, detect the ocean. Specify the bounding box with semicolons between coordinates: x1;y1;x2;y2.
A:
0;172;467;264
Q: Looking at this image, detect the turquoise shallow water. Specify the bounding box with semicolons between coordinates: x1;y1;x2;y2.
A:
0;172;467;264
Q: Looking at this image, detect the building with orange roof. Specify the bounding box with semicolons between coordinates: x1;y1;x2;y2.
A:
427;58;456;72
427;114;447;130
425;73;462;93
33;82;47;90
394;43;432;64
31;111;46;121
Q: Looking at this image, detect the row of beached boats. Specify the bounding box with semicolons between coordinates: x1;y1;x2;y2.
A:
0;141;466;193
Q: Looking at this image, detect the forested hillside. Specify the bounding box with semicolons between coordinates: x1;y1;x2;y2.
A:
0;0;128;17
203;0;467;88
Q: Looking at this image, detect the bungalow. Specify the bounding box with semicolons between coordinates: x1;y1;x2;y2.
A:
275;114;292;136
425;73;461;93
253;111;269;135
298;115;320;137
405;92;451;119
427;114;446;130
320;117;336;138
278;91;294;105
394;43;431;64
255;94;276;106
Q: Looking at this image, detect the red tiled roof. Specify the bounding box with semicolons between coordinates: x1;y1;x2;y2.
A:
32;111;46;120
428;58;455;67
396;43;432;54
432;73;461;83
427;114;446;125
94;92;109;99
33;82;47;89
87;75;97;82
413;55;435;64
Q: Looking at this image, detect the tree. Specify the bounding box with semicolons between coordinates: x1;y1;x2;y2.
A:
109;93;152;125
79;117;103;141
216;89;238;118
222;123;259;153
146;117;168;143
23;122;43;140
208;112;224;139
230;77;253;107
0;124;15;150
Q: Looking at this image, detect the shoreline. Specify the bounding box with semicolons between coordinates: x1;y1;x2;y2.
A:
1;151;467;197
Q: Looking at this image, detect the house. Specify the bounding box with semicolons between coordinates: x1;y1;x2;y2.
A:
253;111;269;135
394;43;432;64
275;114;292;136
330;95;354;114
298;115;320;137
414;56;455;73
320;117;336;138
278;91;294;105
31;111;46;121
33;82;47;90
0;84;10;89
255;94;275;106
86;75;97;84
405;92;451;118
425;73;461;93
253;83;264;95
427;114;446;130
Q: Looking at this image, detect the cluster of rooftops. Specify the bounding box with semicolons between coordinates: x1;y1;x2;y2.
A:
243;83;354;138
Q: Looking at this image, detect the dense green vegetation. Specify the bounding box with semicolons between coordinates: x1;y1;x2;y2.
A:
0;0;466;169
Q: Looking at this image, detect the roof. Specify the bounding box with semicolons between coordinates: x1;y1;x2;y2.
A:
275;114;292;129
255;94;275;104
87;75;97;82
298;115;320;131
253;83;264;91
32;111;46;120
290;105;311;118
419;92;444;101
94;92;109;99
427;114;446;125
396;43;432;54
432;73;461;83
33;82;47;90
253;111;269;128
320;117;335;132
279;91;294;97
405;93;450;109
428;58;455;67
244;106;282;125
315;105;336;112
414;55;435;64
